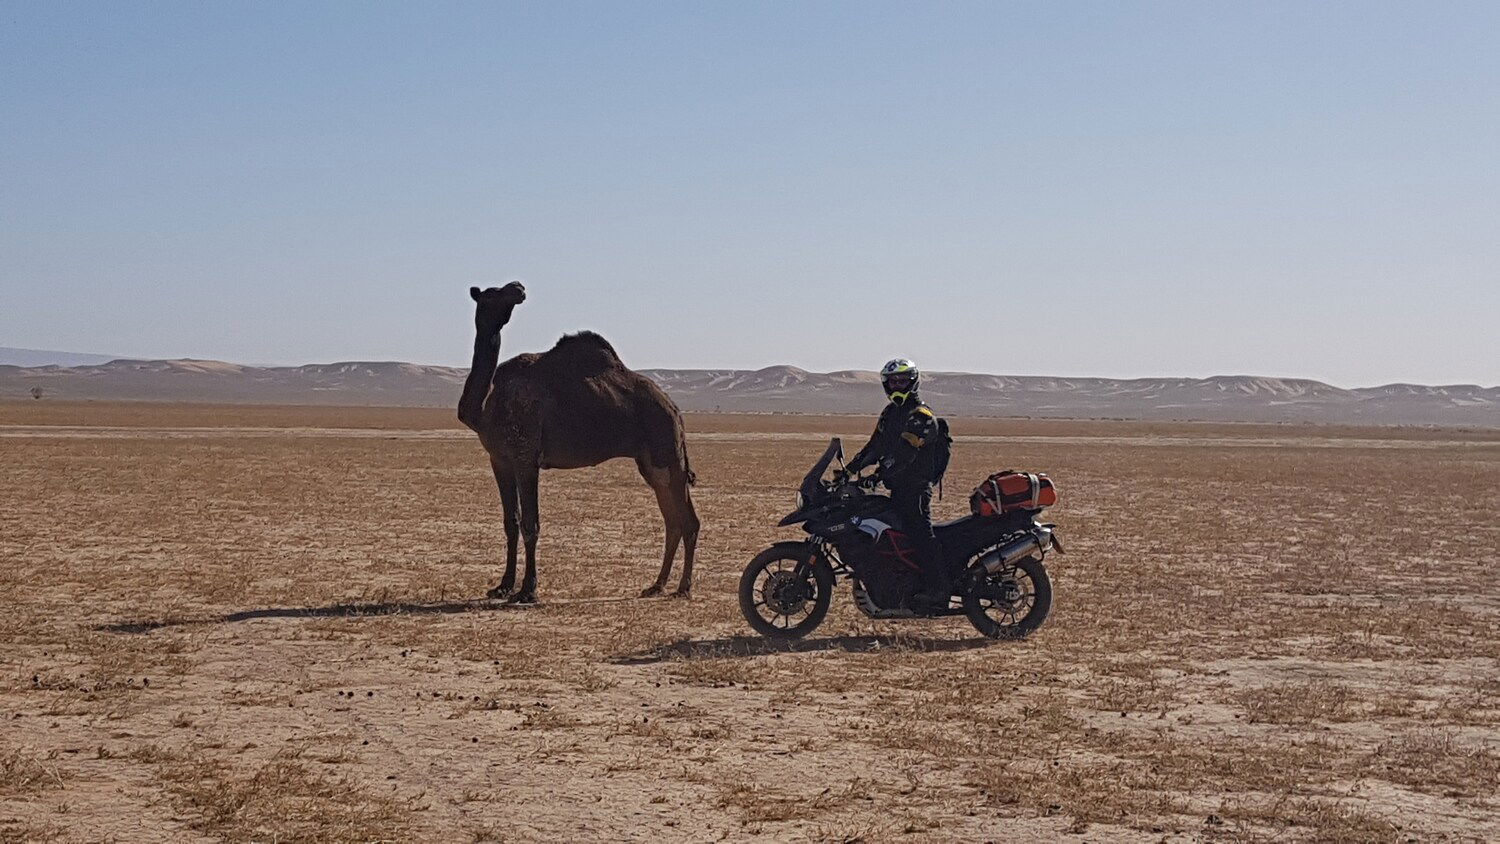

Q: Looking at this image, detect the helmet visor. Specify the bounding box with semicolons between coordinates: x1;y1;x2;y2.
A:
883;373;915;392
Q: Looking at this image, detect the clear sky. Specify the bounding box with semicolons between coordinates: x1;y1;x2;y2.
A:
2;2;1496;386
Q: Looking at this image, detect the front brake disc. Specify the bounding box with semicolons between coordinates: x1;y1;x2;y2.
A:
763;571;809;615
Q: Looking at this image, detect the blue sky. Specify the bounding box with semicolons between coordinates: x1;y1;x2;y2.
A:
2;1;1496;386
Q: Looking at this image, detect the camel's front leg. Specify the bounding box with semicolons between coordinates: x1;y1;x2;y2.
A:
509;462;541;604
486;459;520;599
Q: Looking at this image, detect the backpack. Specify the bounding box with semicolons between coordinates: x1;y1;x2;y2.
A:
928;417;952;484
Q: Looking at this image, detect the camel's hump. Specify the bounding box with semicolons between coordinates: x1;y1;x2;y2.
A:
545;331;623;371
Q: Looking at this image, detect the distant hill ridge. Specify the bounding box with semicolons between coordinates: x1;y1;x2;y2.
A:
1;357;1495;427
643;366;1498;424
0;346;118;368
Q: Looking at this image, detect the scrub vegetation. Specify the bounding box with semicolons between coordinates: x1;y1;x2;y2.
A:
1;403;1495;840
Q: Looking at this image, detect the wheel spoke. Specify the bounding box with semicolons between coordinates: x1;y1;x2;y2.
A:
746;553;828;635
960;559;1047;637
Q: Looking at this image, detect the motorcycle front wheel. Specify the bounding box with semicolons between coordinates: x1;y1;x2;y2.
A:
962;555;1052;639
738;544;834;640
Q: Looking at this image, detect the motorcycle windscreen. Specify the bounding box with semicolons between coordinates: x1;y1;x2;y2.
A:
798;437;843;504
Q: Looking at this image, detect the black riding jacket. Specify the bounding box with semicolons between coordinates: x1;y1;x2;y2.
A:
847;396;941;489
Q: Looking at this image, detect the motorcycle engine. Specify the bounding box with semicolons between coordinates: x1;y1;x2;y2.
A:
836;535;917;611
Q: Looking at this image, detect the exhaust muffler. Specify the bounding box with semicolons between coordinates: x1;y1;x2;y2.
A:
981;526;1054;574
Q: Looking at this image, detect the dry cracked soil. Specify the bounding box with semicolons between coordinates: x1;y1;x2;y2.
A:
1;403;1497;842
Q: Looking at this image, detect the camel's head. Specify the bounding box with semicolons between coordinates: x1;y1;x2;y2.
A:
469;282;527;339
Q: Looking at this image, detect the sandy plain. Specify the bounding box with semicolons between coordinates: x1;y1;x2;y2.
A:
1;402;1496;842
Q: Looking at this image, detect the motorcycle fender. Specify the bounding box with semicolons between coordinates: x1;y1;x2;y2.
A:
762;540;834;576
1039;524;1064;554
778;503;833;527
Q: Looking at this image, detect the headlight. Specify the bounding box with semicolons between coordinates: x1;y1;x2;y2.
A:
795;491;805;508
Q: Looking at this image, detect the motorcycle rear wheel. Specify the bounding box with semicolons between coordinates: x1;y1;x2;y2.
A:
739;545;834;640
963;555;1052;639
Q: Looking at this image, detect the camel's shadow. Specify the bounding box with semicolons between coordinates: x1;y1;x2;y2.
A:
100;604;997;663
612;633;995;665
96;595;635;634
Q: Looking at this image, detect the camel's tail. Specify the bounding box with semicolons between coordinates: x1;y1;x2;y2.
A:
676;414;697;486
681;433;697;486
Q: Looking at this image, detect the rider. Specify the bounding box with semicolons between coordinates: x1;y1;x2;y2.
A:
846;359;951;608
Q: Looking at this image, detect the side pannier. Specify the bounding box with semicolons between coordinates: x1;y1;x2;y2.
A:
971;470;1057;516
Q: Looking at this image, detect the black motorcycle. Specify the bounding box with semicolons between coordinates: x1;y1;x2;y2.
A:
738;437;1061;640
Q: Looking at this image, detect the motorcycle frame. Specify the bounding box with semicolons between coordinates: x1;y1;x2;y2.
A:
799;535;1017;619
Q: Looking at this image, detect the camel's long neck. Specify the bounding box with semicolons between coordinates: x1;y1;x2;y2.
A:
458;329;501;429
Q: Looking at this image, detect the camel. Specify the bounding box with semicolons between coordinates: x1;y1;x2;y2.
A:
458;282;700;603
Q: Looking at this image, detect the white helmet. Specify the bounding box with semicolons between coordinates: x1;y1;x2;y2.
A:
880;358;919;403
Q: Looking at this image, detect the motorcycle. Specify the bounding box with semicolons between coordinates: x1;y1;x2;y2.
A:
738;437;1062;640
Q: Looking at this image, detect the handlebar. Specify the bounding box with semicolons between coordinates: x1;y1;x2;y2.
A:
830;469;882;492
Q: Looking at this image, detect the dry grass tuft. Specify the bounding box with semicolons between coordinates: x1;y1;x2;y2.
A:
0;747;64;795
0;818;67;841
714;779;860;825
1213;793;1404;841
136;746;410;842
1237;681;1357;723
1372;730;1500;798
667;654;758;689
969;754;1186;830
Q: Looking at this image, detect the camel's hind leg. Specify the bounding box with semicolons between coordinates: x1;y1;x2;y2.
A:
674;477;700;597
638;459;699;598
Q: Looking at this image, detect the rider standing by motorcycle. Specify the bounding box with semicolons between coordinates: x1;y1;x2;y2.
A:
846;359;952;608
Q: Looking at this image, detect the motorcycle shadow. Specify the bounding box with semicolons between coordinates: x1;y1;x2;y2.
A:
612;633;995;665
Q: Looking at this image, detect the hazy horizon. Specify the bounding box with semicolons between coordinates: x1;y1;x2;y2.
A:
4;3;1497;386
5;343;1496;391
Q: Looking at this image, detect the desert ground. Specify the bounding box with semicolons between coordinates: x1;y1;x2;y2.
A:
1;402;1496;842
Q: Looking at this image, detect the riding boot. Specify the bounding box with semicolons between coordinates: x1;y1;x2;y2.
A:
910;535;952;609
893;484;947;609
